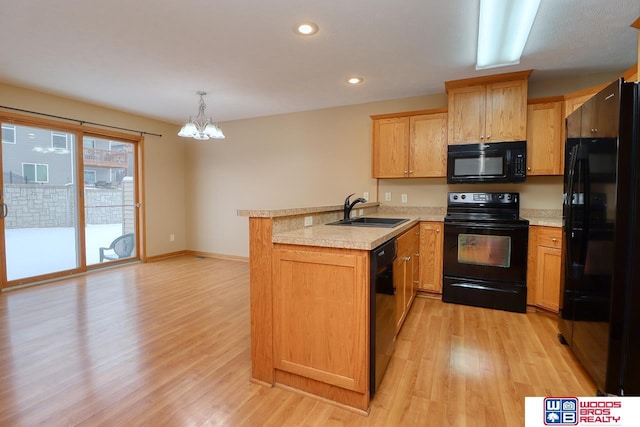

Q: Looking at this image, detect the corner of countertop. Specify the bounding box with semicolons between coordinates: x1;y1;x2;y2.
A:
238;202;380;218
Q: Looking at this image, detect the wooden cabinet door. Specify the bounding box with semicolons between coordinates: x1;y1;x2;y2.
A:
395;225;420;334
526;101;564;175
528;226;563;313
418;221;443;293
485;79;528;142
372;117;410;178
410;113;447;177
394;230;411;333
447;85;486;144
272;247;368;392
393;254;406;334
535;245;562;312
410;226;420;302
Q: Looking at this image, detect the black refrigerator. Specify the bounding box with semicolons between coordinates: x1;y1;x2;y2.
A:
559;78;640;396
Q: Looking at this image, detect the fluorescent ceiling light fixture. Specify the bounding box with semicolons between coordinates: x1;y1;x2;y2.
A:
476;0;541;70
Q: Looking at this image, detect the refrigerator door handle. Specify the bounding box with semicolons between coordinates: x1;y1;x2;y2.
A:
565;144;579;279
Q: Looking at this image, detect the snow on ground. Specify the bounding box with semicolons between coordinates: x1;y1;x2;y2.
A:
5;224;127;281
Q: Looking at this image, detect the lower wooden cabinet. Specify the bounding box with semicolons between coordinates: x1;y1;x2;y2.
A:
272;245;369;395
395;224;420;334
419;221;444;293
527;226;563;312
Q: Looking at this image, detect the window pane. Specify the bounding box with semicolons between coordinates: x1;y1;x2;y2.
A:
84;170;96;185
36;164;48;182
3;122;79;281
52;132;67;149
23;163;35;182
2;125;16;143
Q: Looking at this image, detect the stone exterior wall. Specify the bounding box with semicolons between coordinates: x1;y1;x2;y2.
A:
4;185;76;228
4;184;130;229
84;188;123;225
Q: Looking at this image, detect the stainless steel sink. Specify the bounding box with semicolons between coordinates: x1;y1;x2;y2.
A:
327;217;410;228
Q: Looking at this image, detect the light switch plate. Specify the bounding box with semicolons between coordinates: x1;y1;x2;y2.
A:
304;216;313;226
401;194;408;203
385;192;392;202
363;192;369;201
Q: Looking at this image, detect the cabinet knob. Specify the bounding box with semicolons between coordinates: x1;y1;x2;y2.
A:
486;134;491;139
552;237;558;242
436;228;440;233
414;280;419;284
404;256;411;261
404;170;408;174
408;170;413;174
480;135;484;140
527;166;531;171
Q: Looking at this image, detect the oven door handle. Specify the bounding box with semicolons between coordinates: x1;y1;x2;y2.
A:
444;221;529;230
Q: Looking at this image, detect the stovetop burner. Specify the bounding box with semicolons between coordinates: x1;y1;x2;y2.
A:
445;192;527;225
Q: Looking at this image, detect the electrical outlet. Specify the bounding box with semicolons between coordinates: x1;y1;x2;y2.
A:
304;216;313;227
385;192;392;202
169;234;175;242
358;208;364;216
401;194;408;203
363;192;369;201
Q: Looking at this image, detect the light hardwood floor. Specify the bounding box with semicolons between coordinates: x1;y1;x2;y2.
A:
0;256;595;426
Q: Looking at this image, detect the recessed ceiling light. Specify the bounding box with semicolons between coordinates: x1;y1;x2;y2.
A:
296;22;318;36
347;77;363;85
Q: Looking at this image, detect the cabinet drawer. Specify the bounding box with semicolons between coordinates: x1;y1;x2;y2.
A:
537;227;562;248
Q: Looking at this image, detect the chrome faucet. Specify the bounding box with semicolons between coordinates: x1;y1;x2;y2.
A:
343;193;367;221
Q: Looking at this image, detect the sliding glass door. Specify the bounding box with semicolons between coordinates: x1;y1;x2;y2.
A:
0;119;141;287
1;122;80;282
83;136;137;266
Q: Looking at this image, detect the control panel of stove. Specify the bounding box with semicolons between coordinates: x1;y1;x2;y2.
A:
448;192;519;205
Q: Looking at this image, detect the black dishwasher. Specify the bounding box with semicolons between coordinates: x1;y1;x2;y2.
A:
369;237;397;397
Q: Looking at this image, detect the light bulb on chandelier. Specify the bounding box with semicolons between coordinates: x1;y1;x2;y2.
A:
177;91;225;140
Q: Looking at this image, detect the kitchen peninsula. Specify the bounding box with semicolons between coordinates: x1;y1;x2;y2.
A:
238;203;442;412
239;200;564;411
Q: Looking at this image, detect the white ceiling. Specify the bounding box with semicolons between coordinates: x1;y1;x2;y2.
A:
0;1;638;125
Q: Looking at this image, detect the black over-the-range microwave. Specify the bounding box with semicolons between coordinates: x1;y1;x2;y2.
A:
446;141;527;184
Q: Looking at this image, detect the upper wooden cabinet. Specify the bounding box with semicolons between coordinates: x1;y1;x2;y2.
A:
372;117;410;178
371;109;447;178
445;70;531;145
526;98;564;176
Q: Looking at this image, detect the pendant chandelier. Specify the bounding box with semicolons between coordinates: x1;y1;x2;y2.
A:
177;91;225;140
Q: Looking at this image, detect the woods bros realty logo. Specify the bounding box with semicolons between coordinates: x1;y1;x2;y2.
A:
544;397;621;425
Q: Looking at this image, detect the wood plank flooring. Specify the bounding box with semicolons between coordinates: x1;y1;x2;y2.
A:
0;256;595;426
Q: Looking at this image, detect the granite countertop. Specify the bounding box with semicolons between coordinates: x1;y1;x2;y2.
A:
243;203;562;249
272;214;421;250
237;202;380;218
523;216;563;227
520;209;562;227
